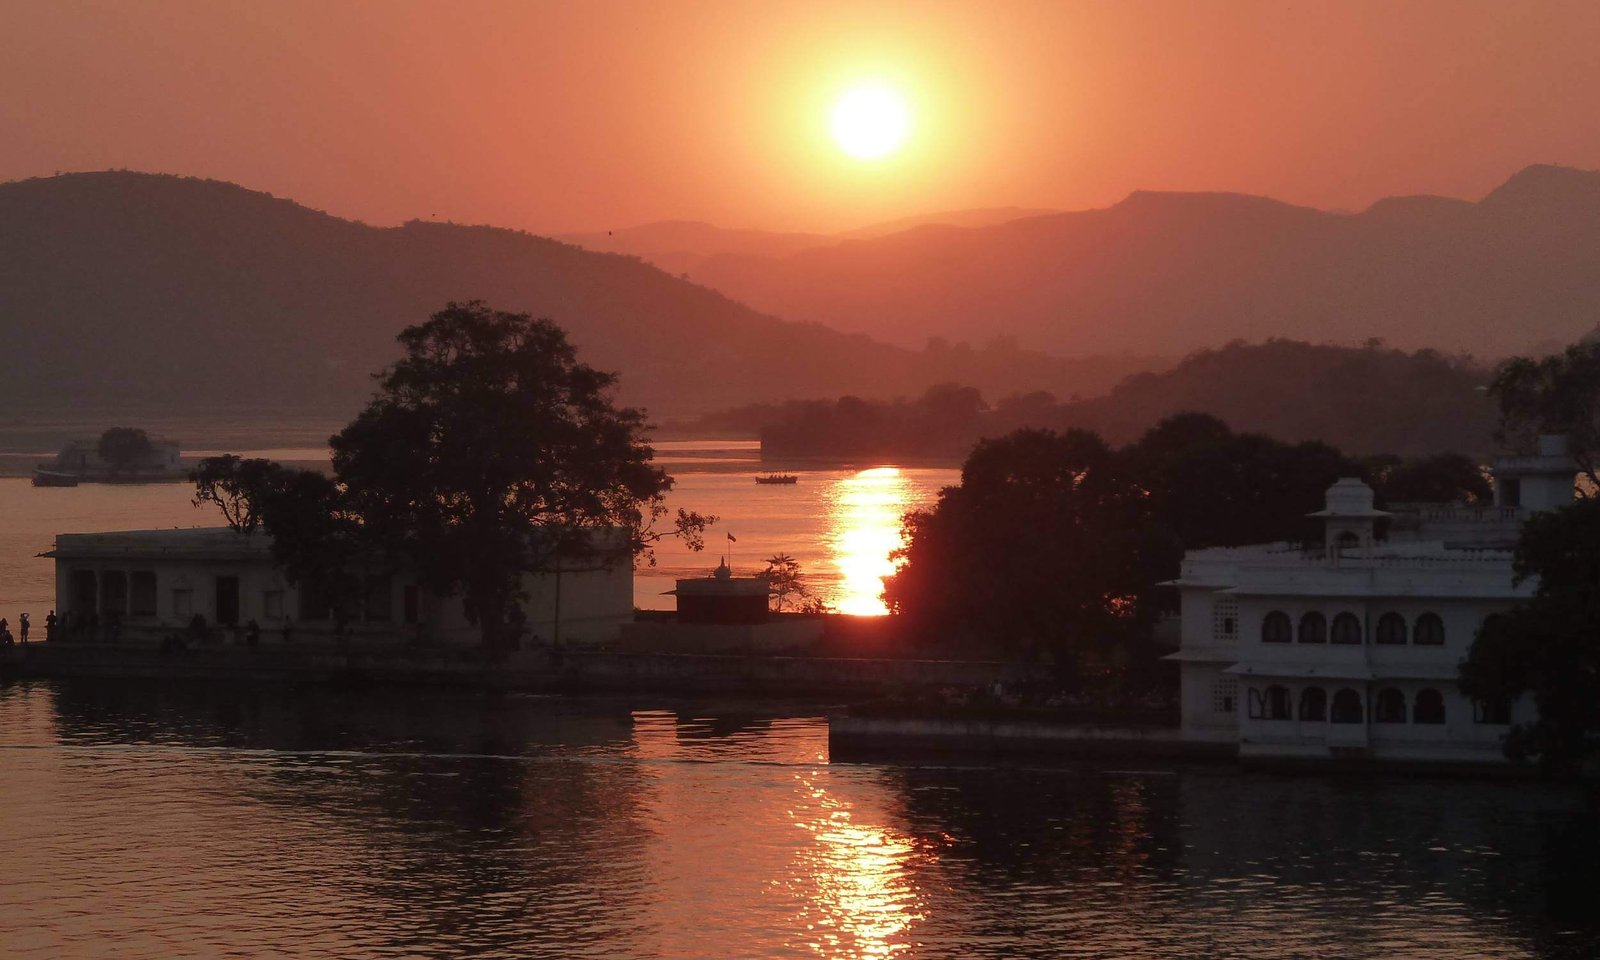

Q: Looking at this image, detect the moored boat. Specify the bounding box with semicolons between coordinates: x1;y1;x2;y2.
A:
31;469;81;487
754;472;798;484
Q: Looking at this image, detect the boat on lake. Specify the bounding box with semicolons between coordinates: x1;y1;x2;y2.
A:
30;469;81;488
754;472;798;485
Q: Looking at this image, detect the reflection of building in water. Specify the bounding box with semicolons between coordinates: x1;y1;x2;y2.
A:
1167;438;1577;766
46;527;632;646
1172;770;1585;955
827;468;914;617
620;560;822;653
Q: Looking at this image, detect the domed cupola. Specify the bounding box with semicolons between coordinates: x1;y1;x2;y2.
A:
1308;477;1390;563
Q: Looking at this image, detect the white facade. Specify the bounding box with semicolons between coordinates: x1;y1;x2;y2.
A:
47;527;633;648
1168;442;1577;766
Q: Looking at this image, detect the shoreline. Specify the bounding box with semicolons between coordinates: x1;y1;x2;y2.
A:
1;643;1542;779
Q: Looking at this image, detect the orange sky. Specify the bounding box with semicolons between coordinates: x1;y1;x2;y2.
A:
4;0;1599;234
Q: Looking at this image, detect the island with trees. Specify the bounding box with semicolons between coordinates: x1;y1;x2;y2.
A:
31;426;186;485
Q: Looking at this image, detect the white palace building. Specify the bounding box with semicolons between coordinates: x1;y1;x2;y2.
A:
1167;436;1578;767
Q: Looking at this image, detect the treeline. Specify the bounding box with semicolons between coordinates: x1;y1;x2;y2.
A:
689;340;1498;459
883;414;1490;697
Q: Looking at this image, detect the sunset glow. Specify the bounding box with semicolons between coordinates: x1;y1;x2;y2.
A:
829;84;910;160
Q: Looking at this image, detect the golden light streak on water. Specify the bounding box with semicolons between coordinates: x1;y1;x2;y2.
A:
788;776;924;958
825;468;914;616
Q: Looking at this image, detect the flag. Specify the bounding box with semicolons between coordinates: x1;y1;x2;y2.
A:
727;533;737;542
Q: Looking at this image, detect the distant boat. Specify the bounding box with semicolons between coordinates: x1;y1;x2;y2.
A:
754;472;798;485
31;469;81;488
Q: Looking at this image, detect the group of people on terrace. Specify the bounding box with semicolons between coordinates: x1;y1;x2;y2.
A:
0;612;42;646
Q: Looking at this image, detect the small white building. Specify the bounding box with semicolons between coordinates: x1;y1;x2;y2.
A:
46;527;634;648
1167;437;1577;766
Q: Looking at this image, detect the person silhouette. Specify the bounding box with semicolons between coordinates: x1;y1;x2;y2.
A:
18;613;29;645
44;610;56;642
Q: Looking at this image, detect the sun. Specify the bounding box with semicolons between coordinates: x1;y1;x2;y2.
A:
830;84;910;161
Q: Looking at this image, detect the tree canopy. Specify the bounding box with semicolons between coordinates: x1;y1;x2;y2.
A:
884;416;1492;698
1459;497;1600;775
1361;452;1493;505
97;427;153;472
884;429;1181;690
1490;340;1600;490
192;301;711;648
1122;412;1360;549
191;454;360;589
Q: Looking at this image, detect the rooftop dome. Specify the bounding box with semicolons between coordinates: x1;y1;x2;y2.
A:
1308;477;1391;518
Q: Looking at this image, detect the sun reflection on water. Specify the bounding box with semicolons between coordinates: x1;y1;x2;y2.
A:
786;775;926;958
826;467;913;616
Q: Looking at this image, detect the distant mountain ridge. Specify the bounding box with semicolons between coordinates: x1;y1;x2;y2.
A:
643;164;1600;358
0;172;1145;418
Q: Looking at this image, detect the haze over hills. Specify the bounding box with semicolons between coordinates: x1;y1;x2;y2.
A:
708;340;1499;461
654;164;1600;358
559;206;1055;279
0;173;1146;420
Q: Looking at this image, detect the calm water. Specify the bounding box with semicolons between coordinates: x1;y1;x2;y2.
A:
1;679;1597;959
0;442;958;617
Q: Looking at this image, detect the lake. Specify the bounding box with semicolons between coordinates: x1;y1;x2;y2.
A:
1;678;1596;959
0;440;959;618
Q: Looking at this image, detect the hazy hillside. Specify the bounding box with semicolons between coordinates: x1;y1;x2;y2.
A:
0;173;1147;419
1061;340;1496;455
745;341;1498;461
679;165;1600;357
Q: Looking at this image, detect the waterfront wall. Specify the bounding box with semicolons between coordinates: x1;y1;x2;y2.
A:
829;714;1221;761
0;642;1042;696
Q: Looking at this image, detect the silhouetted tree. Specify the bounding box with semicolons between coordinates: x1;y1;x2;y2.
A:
884;429;1180;692
192;303;714;648
762;554;824;613
1459;498;1600;775
1124;413;1361;549
97;427;153;474
190;454;365;604
330;301;712;650
1364;452;1492;505
1491;341;1600;489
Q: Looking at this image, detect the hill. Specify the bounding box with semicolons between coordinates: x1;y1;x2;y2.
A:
0;172;1149;419
746;341;1497;461
677;165;1600;357
1061;340;1496;454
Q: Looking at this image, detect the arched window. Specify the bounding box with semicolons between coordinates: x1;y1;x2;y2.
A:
1299;687;1327;722
1331;688;1363;724
1414;613;1445;646
1336;530;1361;551
1264;685;1291;720
1375;612;1407;645
1261;611;1292;644
1298;611;1326;644
1331;612;1363;645
1415;689;1446;724
1374;688;1407;723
